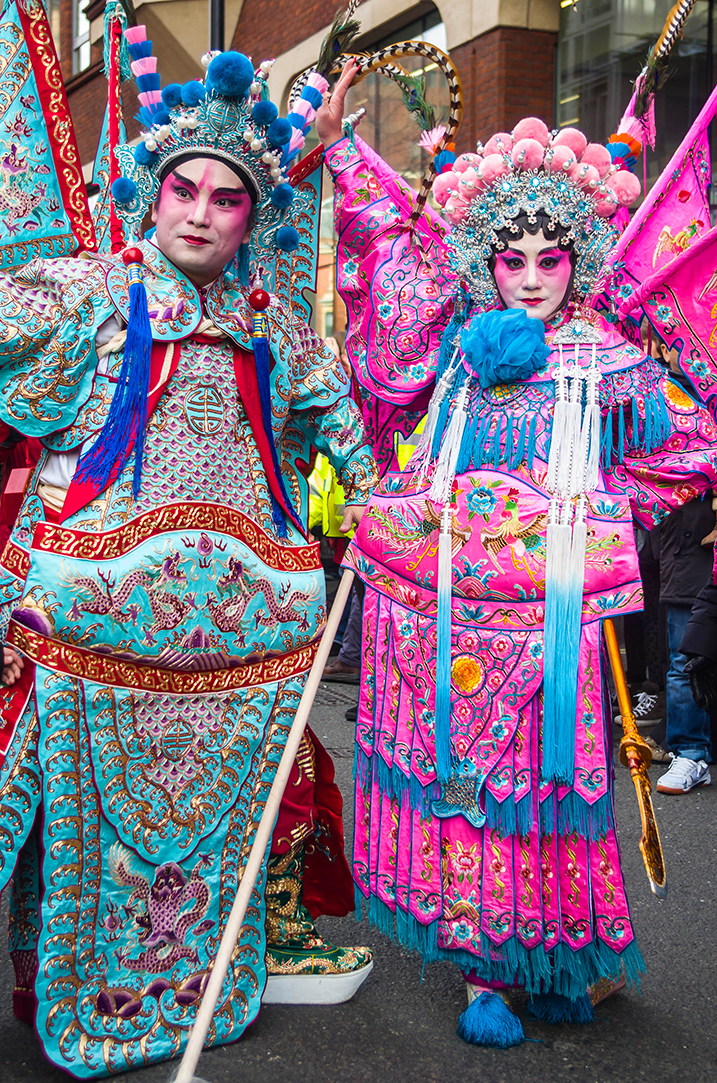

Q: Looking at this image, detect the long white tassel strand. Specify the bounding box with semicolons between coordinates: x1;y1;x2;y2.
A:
564;344;585;497
547;345;567;491
414;348;462;485
583;344;601;493
569;494;588;587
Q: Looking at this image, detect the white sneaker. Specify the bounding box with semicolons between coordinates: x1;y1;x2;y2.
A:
656;755;711;794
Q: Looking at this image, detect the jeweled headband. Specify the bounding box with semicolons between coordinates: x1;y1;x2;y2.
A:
111;28;328;253
430;117;642;307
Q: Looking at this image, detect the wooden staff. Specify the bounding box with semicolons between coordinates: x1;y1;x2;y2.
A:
173;570;356;1083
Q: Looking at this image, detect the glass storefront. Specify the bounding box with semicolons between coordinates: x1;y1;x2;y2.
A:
557;0;715;187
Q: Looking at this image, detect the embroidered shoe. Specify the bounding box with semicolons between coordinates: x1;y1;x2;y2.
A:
656;755;711;794
263;844;373;1004
264;937;374;1004
588;975;626;1006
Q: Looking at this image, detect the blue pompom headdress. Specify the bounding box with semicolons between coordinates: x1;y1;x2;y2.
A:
112;27;329;255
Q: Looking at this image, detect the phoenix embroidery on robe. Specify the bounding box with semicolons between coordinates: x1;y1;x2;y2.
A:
367;497;471;568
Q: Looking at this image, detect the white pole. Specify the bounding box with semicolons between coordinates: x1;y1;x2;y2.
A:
173;570;356;1083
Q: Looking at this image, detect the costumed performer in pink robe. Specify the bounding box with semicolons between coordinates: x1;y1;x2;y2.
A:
314;62;717;1045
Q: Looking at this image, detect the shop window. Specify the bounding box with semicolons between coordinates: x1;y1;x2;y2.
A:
72;0;91;74
557;0;715;188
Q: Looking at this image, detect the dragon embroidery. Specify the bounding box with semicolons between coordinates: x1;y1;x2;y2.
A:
204;554;321;636
65;550;197;645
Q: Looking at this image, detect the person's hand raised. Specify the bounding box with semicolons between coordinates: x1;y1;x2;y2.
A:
316;58;360;148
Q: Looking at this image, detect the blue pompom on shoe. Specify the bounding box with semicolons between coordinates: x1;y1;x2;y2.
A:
161;83;182;109
457;991;524;1048
528;992;595;1025
206;52;255;99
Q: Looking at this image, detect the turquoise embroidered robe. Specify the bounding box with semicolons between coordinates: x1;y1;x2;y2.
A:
0;240;375;1077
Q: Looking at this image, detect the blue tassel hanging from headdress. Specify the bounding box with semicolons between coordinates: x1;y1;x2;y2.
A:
76;247;152;499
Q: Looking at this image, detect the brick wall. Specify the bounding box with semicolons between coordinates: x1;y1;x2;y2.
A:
59;0;73;82
452;27;556;153
231;0;347;60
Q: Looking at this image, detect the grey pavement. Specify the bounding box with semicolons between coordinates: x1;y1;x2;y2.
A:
1;682;715;1083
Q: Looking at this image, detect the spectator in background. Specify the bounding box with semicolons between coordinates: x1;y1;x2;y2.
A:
652;328;715;793
682;577;717;716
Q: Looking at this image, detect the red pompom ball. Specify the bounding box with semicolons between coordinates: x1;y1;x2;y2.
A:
606;170;642;207
511;138;545;170
545;144;576;174
552;127;587;160
482;132;513;156
249;288;271;311
122;247;144;266
580;143;612;180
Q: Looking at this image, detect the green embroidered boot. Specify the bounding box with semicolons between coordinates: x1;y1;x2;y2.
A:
264;845;373;1004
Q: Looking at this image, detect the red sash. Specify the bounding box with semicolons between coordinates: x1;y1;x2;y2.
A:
0;658;35;766
60;338;307;538
60;340;180;522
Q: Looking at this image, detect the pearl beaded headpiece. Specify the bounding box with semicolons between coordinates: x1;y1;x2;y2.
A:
112;28;328;253
433;117;641;307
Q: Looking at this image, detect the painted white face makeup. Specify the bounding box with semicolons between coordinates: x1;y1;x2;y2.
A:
151;156;254;288
492;229;573;323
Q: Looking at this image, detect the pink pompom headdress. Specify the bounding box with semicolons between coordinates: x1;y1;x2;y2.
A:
439;116;642;307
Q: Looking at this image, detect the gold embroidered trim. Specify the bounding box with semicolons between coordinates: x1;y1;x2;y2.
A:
8;621;318;694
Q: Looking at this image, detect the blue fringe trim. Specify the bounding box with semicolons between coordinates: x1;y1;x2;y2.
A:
600;387;671;471
354;746;440;815
430;358;674;482
355;891;645;999
539;789;614;841
455;409;540;474
484;790;533;837
528;991;594;1025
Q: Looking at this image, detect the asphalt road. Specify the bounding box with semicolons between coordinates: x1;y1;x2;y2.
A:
1;680;715;1083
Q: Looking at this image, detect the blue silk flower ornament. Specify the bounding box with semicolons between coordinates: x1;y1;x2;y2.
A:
460;308;550;389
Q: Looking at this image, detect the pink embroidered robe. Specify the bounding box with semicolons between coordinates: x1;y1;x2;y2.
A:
324;133;717;994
